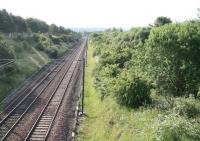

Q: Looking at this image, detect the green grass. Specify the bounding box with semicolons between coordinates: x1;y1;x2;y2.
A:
77;45;159;141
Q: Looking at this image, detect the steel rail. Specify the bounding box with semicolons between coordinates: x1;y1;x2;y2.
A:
0;47;73;111
24;42;85;141
0;64;58;117
0;45;81;140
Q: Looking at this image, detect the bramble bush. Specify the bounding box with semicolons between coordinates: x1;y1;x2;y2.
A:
113;71;151;107
172;97;200;118
155;113;200;141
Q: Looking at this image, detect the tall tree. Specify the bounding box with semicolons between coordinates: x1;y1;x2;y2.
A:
12;15;27;32
49;24;59;34
26;18;49;33
154;16;172;27
0;9;13;32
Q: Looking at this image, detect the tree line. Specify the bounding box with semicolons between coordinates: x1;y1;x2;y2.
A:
0;9;71;34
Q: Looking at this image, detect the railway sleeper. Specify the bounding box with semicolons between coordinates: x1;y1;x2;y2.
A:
0;126;9;130
29;136;45;141
34;129;47;132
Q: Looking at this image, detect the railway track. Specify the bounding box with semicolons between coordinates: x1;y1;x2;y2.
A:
0;47;78;113
25;41;85;141
0;49;78;140
0;38;86;141
0;49;73;118
0;60;14;70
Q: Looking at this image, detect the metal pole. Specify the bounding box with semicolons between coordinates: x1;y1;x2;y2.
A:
82;57;85;114
85;39;88;65
81;37;88;114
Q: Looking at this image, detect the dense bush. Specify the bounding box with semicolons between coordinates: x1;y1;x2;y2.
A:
144;22;200;97
155;113;200;141
91;28;151;107
155;97;200;141
0;35;15;59
86;18;200;141
49;35;61;45
154;16;172;27
91;22;200;108
33;34;66;58
113;71;151;107
172;97;200;118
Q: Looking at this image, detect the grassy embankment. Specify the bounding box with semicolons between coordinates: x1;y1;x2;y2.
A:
0;34;76;102
77;44;159;141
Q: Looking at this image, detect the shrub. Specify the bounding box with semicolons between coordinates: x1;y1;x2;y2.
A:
155;113;200;141
93;64;120;98
49;35;61;45
0;35;15;59
113;71;151;107
145;22;200;97
48;48;58;58
172;97;200;118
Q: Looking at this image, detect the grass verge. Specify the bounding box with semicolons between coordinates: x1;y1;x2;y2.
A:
77;45;159;141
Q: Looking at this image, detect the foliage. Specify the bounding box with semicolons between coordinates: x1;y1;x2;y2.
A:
32;33;79;58
91;28;151;107
77;46;157;141
0;9;15;32
26;18;49;33
155;112;200;141
0;9;74;34
154;16;172;27
172;97;200;118
154;98;200;141
113;70;151;107
78;42;200;141
0;9;81;101
0;35;15;58
79;18;200;141
145;22;200;97
0;31;80;101
91;21;200;108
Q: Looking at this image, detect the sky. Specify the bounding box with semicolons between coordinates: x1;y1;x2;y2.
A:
0;0;200;28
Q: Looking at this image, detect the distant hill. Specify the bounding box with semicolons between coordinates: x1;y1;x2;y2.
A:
71;28;106;32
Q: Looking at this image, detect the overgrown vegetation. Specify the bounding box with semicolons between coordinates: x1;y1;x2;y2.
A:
79;17;200;141
91;21;200;107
